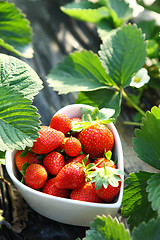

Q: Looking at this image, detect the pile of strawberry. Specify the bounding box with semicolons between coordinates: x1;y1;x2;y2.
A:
15;107;123;203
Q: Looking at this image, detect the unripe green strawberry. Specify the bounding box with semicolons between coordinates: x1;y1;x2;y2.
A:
70;181;103;203
78;123;114;159
15;150;41;172
64;137;82;157
55;162;85;189
32;126;64;154
42;177;70;198
43;151;65;175
24;164;48;189
50;114;71;134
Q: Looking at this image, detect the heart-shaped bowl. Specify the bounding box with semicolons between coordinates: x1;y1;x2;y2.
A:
5;104;124;226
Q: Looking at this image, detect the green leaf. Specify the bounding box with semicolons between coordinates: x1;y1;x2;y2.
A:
0;54;43;100
137;0;160;14
147;173;160;215
122;171;158;231
99;24;147;88
133;106;160;170
81;105;115;122
71;106;115;131
21;162;30;183
76;88;122;120
0;151;5;165
61;1;110;23
132;217;160;240
0;84;40;151
47;50;115;94
0;151;5;159
97;19;117;41
146;40;159;58
0;1;33;58
82;215;131;240
137;20;157;40
105;150;112;160
19;147;29;157
108;0;133;27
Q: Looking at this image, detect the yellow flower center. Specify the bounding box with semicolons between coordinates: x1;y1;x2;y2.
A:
134;76;141;83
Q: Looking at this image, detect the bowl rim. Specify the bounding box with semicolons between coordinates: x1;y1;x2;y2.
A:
5;103;124;209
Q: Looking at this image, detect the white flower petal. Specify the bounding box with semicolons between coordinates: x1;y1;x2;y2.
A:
130;68;150;88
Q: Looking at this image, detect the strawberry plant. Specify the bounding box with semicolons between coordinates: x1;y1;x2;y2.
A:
77;215;160;240
0;53;43;154
77;105;160;239
0;52;43;225
122;106;160;229
47;0;160;123
60;0;160;91
0;1;33;58
47;23;148;120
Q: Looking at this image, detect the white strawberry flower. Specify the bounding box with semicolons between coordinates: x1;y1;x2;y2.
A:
130;68;150;88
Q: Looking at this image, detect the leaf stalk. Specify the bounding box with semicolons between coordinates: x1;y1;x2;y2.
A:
121;89;146;117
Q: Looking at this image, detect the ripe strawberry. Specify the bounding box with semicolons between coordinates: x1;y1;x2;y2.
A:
55;162;85;189
66;154;90;166
50;114;71;134
43;151;65;175
70;117;82;124
70;181;103;203
64;137;82;157
93;158;116;169
32;126;64;154
88;164;123;202
42;177;70;198
15;150;41;172
24;164;48;189
78;123;114;159
92;180;121;203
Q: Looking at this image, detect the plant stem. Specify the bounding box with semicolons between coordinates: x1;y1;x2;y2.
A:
121;89;146;117
123;121;143;127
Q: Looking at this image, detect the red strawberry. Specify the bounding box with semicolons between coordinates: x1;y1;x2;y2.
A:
55;162;85;189
70;117;82;124
15;150;41;172
70;181;103;203
50;114;71;134
88;164;123;202
92;180;121;202
78;123;114;159
43;151;65;175
94;158;116;169
32;126;64;154
64;137;82;157
66;154;90;166
42;177;70;198
24;164;48;189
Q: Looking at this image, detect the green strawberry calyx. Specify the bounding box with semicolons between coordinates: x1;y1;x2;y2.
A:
87;164;124;190
71;106;115;132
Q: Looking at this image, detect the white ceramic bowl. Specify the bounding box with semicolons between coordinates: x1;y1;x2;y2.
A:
5;104;124;226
